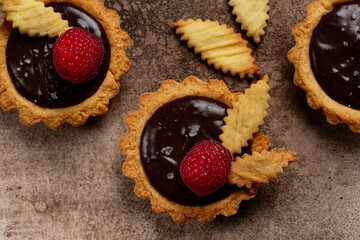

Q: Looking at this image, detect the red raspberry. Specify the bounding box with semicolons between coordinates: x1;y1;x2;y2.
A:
52;27;104;83
180;141;232;196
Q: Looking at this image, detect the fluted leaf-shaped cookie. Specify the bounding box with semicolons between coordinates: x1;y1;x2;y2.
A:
220;75;270;154
173;19;259;78
229;0;270;43
2;0;70;38
229;149;296;189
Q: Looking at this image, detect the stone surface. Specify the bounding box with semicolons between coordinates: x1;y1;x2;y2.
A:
1;0;360;239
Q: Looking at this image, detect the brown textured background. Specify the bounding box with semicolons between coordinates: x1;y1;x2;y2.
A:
1;0;360;239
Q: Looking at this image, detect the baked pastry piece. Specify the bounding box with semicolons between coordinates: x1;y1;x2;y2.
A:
0;0;130;129
2;0;70;37
288;0;360;132
173;19;259;78
120;76;296;223
228;0;270;44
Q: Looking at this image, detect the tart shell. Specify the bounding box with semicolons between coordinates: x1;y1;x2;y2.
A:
119;76;271;223
0;0;130;129
287;0;360;133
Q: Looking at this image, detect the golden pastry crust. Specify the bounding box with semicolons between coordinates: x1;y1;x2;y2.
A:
220;75;270;154
0;0;130;129
173;19;260;78
119;76;271;223
228;0;270;44
229;149;296;189
287;0;360;132
2;0;71;37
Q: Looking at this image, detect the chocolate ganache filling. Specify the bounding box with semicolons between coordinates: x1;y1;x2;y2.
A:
310;2;360;110
140;96;251;206
6;2;110;108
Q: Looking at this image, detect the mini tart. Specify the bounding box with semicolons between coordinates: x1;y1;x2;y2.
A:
119;76;271;223
0;0;130;129
288;0;360;132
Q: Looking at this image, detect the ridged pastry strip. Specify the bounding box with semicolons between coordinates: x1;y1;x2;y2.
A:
220;75;270;154
229;149;296;189
2;0;70;38
173;19;259;78
229;0;270;43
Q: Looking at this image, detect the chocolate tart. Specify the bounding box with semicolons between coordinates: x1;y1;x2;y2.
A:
119;76;272;223
288;0;360;132
0;0;130;129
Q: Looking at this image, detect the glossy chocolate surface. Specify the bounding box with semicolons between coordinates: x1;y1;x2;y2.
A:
6;3;110;108
310;2;360;109
140;96;251;206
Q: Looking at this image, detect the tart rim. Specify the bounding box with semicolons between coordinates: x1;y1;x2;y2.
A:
0;0;130;129
119;76;271;223
287;0;360;133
